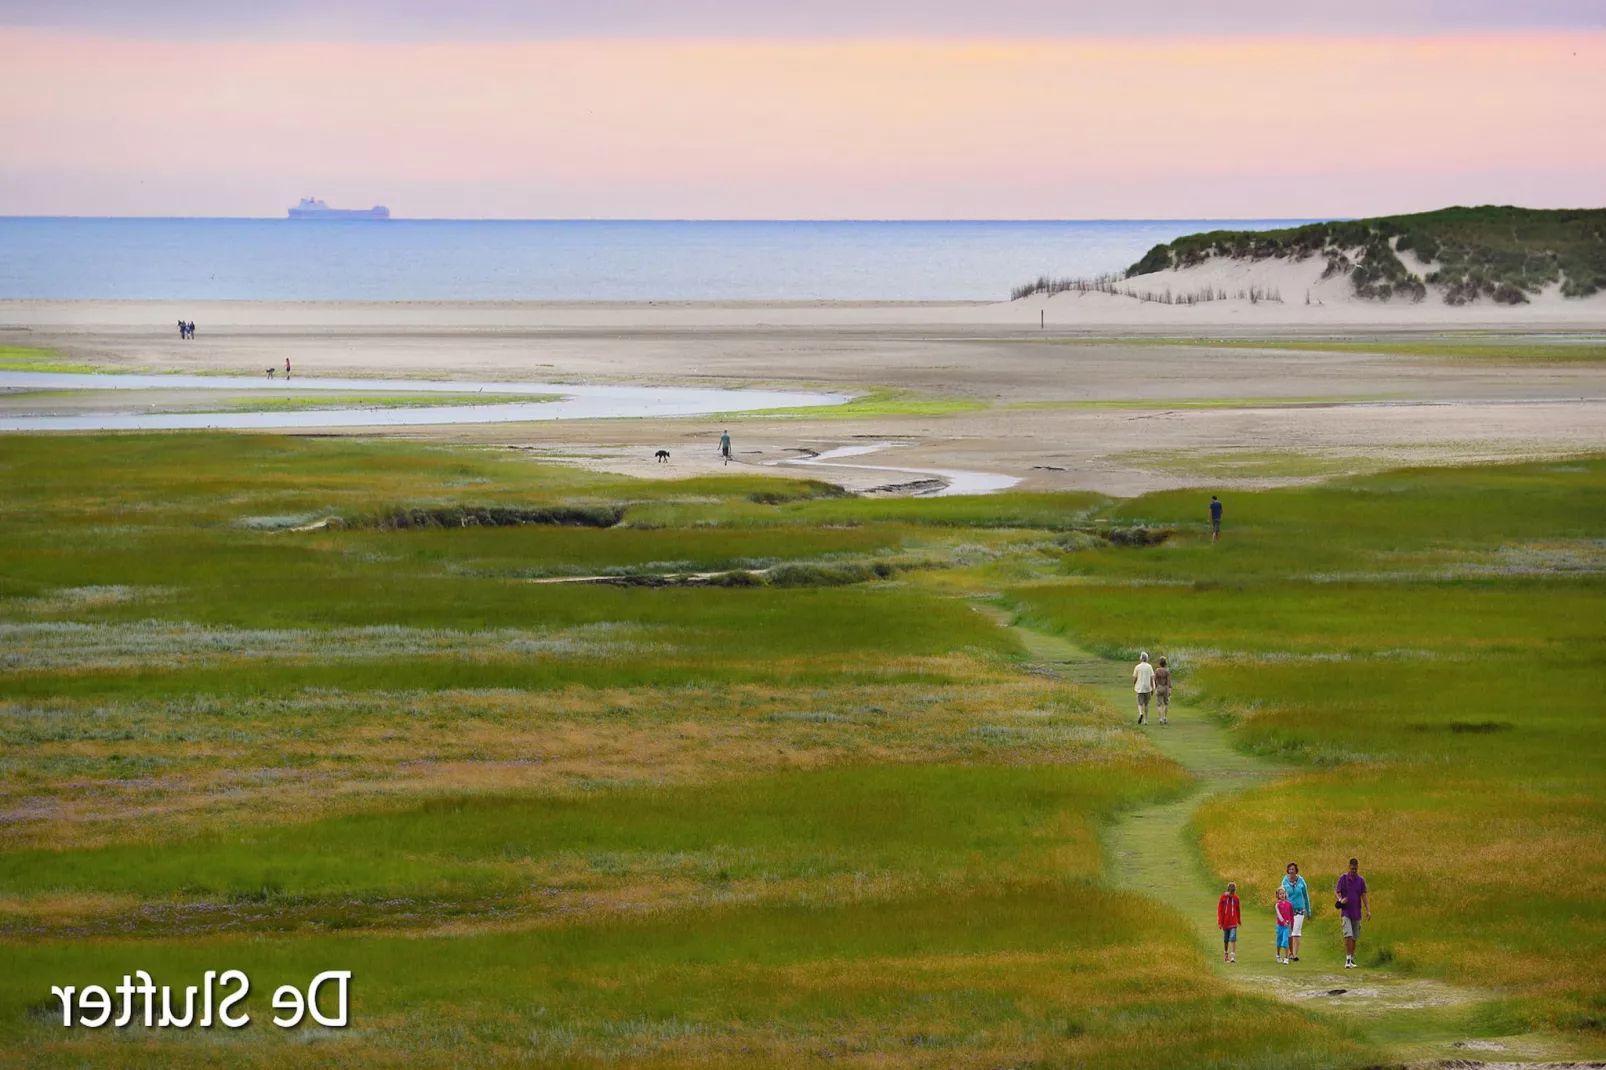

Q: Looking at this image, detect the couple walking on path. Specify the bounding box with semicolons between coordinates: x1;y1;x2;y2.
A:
1217;860;1372;967
1132;652;1171;725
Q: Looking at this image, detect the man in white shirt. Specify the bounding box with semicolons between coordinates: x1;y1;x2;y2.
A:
1133;652;1156;725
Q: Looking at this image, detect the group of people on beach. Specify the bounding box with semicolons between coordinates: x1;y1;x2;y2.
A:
1218;859;1373;968
176;320;196;339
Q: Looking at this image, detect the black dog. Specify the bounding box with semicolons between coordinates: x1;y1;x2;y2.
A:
654;450;671;463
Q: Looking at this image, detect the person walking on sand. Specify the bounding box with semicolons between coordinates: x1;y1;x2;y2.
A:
1217;882;1241;963
1210;495;1223;542
1275;886;1294;964
285;357;291;379
1280;862;1310;961
718;430;732;466
1133;652;1155;726
1336;857;1372;968
1153;656;1172;725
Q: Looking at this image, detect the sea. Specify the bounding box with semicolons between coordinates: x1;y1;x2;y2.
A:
0;217;1308;302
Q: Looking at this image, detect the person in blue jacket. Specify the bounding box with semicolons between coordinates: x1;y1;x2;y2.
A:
1280;862;1311;962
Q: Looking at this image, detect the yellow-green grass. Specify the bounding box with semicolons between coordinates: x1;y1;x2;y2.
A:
6;432;1600;1062
0;673;1147;851
1007;458;1606;1032
0;346;105;374
0;432;1371;1067
1;886;1362;1069
0;764;1183;925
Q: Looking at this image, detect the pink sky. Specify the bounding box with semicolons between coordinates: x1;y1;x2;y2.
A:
1;28;1602;218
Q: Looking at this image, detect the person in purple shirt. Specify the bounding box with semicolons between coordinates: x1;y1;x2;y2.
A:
1336;856;1372;968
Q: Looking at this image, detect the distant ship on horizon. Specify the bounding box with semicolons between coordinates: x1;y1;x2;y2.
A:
287;197;390;220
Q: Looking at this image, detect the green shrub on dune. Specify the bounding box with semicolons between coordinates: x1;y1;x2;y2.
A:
1122;205;1606;304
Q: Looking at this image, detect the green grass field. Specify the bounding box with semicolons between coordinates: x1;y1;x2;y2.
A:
1011;459;1606;1035
0;346;107;374
1;432;1602;1066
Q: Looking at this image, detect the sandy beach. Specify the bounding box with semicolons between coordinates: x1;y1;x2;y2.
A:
4;297;1604;495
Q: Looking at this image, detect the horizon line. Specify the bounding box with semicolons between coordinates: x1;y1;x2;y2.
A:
0;214;1336;224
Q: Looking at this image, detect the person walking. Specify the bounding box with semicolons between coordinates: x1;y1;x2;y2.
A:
1217;882;1241;964
285;357;291;379
1209;495;1223;542
1280;862;1310;961
1274;887;1294;964
1336;857;1371;969
1132;652;1155;726
718;430;732;466
1153;656;1172;725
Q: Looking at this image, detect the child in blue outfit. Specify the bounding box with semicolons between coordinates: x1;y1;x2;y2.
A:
1274;886;1294;964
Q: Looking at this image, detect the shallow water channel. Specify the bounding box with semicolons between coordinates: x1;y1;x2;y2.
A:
773;443;1021;498
0;371;846;432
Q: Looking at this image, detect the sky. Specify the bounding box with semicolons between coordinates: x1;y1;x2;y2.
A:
1;2;1603;219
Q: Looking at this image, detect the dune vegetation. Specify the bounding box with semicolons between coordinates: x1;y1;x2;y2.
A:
1014;206;1606;304
1128;206;1606;304
1;432;1602;1066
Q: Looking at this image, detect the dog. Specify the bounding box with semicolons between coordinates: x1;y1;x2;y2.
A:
654;449;671;463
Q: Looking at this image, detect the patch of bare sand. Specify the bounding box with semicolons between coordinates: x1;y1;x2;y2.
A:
368;398;1606;497
5;302;1604;495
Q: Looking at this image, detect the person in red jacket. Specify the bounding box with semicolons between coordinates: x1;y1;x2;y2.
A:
1217;882;1241;963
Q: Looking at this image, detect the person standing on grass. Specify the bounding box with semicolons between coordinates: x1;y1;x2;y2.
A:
1336;857;1371;969
1133;651;1155;726
1153;656;1172;725
1210;495;1223;541
1217;882;1241;963
1280;862;1310;961
1275;886;1294;964
719;430;732;465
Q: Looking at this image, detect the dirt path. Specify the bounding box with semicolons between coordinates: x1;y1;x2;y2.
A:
1002;615;1587;1066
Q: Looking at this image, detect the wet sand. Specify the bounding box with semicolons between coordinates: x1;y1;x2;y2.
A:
4;300;1604;495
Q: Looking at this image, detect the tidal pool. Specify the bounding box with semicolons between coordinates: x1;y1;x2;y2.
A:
0;371;846;432
774;443;1020;497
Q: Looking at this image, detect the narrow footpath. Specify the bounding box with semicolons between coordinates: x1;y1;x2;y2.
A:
1003;614;1580;1067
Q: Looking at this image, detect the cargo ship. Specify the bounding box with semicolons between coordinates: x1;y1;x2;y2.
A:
287;197;390;220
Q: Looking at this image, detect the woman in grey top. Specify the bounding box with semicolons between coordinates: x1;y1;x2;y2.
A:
1153;656;1172;725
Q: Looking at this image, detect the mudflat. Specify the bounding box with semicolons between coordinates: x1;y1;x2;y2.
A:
3;299;1604;495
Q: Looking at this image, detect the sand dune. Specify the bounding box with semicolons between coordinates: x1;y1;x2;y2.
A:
6;279;1606;335
1033;251;1606;326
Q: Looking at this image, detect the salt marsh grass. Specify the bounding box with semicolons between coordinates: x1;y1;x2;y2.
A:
1012;457;1606;1031
2;432;1599;1064
0;620;654;671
